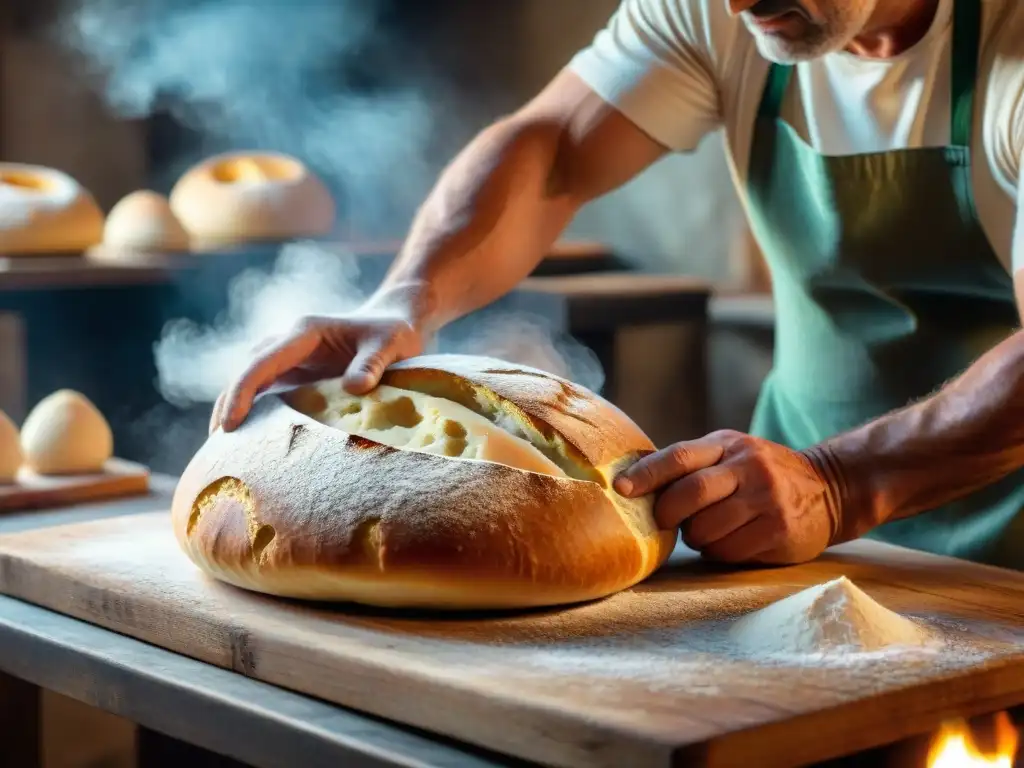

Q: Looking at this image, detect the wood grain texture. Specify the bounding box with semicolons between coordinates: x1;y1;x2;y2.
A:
1;512;1024;768
0;311;26;422
0;595;502;768
0;458;150;513
0;240;611;291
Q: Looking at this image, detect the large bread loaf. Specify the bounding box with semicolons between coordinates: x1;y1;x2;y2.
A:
171;354;676;609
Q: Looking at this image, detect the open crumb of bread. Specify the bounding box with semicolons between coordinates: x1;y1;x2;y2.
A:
287;382;569;479
172;354;676;610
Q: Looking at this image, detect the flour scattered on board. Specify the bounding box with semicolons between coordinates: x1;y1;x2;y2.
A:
729;576;936;658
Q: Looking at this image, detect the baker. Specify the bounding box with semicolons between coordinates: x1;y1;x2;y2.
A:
211;0;1024;571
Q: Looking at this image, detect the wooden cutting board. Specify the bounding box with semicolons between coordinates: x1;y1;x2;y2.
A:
0;459;150;513
0;512;1023;768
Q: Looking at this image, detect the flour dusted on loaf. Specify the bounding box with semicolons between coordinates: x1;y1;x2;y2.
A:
0;409;21;483
172;354;679;609
729;577;932;655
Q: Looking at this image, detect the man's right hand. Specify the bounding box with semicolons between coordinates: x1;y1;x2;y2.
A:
209;311;425;434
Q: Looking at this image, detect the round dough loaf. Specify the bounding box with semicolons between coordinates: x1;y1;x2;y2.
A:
0;163;104;254
172;354;677;610
99;189;190;253
0;409;22;484
169;151;335;248
20;390;113;475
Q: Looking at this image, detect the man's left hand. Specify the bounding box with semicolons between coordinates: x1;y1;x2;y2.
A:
613;430;842;565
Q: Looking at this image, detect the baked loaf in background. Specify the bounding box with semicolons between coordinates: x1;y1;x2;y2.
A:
0;409;21;484
169;151;336;248
0;163;104;254
20;389;113;475
98;189;191;254
172;354;677;610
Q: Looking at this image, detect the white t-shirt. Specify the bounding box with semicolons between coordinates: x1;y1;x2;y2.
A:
568;0;1024;272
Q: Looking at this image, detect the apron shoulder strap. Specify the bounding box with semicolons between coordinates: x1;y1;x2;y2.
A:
756;62;792;120
951;0;981;149
755;0;982;147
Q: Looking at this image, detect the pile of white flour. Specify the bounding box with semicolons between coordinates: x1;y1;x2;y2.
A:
728;576;934;657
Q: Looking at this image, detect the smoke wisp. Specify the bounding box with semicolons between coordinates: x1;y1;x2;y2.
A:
154;242;605;405
61;0;606;413
58;0;469;233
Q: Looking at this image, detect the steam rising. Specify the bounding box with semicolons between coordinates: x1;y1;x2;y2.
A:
58;0;466;232
154;242;605;405
61;0;605;413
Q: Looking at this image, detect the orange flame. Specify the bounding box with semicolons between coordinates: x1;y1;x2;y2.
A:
927;712;1018;768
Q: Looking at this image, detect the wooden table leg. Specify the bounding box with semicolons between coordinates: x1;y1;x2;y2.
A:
0;312;26;422
136;726;251;768
0;669;41;768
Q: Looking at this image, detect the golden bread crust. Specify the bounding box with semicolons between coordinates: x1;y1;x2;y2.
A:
172;355;676;609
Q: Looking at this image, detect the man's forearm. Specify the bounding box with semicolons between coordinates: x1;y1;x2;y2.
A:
813;330;1024;542
374;116;579;335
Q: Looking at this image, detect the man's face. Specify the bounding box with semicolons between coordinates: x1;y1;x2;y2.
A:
732;0;878;62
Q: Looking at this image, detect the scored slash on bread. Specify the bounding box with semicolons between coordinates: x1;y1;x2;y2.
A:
171;354;677;610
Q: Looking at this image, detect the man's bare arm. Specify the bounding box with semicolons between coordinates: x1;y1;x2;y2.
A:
813;327;1024;542
211;70;671;430
374;69;669;334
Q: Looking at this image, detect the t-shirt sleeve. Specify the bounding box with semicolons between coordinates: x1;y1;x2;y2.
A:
567;0;723;153
1011;123;1024;275
1000;13;1024;274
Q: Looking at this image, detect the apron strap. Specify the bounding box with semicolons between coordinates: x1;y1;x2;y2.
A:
757;61;793;119
950;0;981;149
755;0;981;148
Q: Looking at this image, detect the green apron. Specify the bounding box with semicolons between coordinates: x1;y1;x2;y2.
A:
744;0;1024;569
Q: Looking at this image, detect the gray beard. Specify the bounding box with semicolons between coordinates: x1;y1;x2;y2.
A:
741;0;876;63
747;24;841;63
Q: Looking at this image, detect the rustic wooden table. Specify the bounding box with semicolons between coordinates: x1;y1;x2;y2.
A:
0;476;516;768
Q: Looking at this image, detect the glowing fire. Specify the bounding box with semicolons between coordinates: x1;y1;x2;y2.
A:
927;712;1018;768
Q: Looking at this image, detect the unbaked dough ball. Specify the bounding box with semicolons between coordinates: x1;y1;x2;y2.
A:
20;390;113;475
101;189;190;252
169;151;336;248
0;409;21;483
0;163;104;254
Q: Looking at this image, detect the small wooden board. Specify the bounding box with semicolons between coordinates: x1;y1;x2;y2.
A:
0;458;150;513
0;512;1023;768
